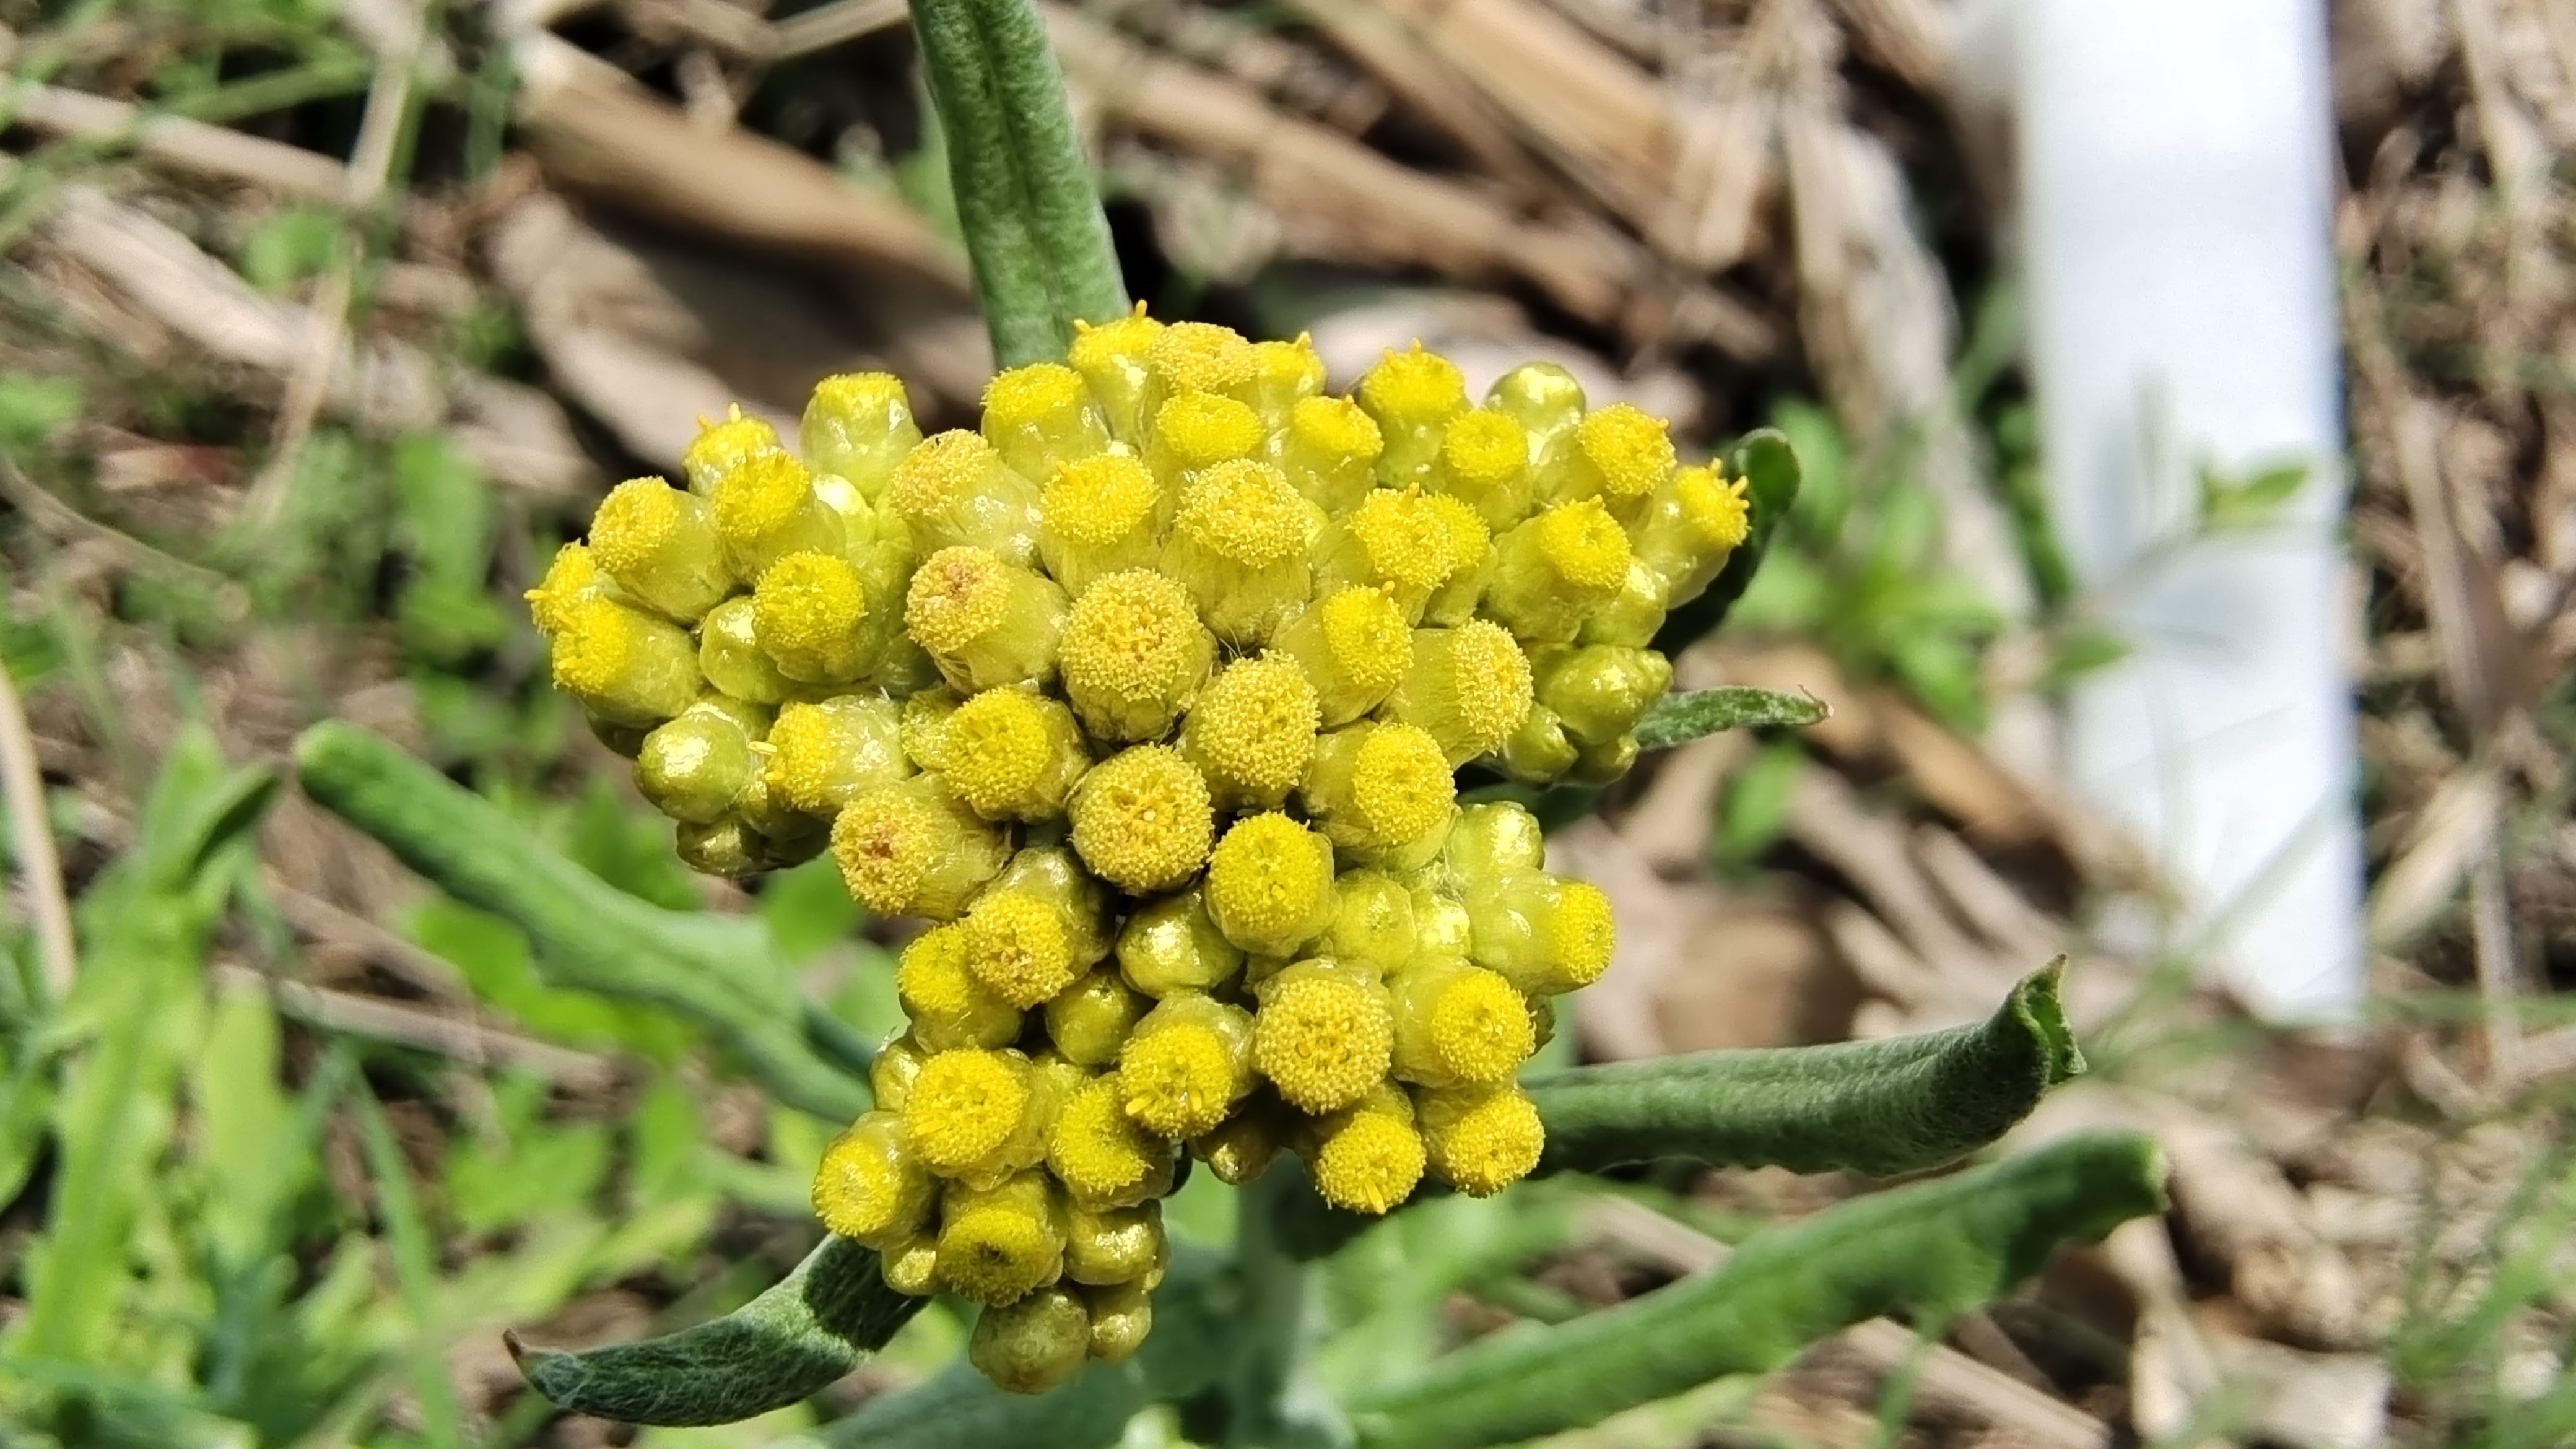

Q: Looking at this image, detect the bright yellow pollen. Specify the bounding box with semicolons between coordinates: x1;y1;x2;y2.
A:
831;788;938;915
1060;572;1204;705
1177;460;1305;568
1349;489;1457;595
1204;814;1333;952
1427;970;1534;1084
1533;499;1633;593
1255;975;1393;1113
905;546;1010;656
880;1234;942;1295
812;1114;931;1244
809;372;908;423
1048;1076;1164;1203
1119;1025;1237;1138
905;1050;1031;1175
1447;620;1534;752
1675;464;1751;549
1546;881;1617;989
963;891;1081;1008
1189;655;1319;800
752;551;866;655
684;408;780;488
1071;304;1161;367
983;363;1088;429
1349;724;1456;845
1069;746;1214;893
1044;454;1158;547
1576;404;1677;498
1312;1112;1425;1214
942;690;1065;818
548;596;653;701
589;479;685;578
1441;410;1528;488
895;923;997;1022
1287;396;1383;462
1248;338;1326;398
1315;587;1414;696
1154;394;1265;471
939;1201;1060;1306
1427;1090;1544;1196
711;451;815;547
889;430;1002;523
1359;343;1467;424
525;542;598;634
1147;321;1256;394
1424;492;1491;568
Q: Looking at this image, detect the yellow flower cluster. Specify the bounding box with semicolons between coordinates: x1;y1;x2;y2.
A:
525;308;1748;1393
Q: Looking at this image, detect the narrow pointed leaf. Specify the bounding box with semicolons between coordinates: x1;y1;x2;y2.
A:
1347;1131;2167;1449
1653;428;1802;652
292;722;867;1120
1527;961;2081;1178
511;1237;921;1426
1634;686;1828;751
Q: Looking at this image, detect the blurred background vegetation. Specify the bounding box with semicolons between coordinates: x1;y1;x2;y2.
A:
1;0;2573;1445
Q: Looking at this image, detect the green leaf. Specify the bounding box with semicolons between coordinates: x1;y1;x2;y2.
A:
1713;739;1801;869
511;1237;924;1427
291;721;868;1121
1345;1131;2165;1449
1634;687;1827;752
912;0;1128;363
0;373;84;456
240;204;343;293
1652;429;1803;653
1526;962;2083;1178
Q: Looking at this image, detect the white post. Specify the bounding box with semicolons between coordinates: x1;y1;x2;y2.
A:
2017;0;2362;1017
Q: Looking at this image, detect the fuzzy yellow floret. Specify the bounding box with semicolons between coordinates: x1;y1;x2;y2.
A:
904;546;1010;657
1426;969;1533;1086
1058;572;1211;738
1071;305;1161;367
1154;394;1266;474
1253;970;1393;1113
548;595;694;720
1246;337;1326;407
1531;498;1632;592
1289;397;1383;463
1673;464;1751;549
1423;1087;1544;1196
1312;1110;1425;1215
1424;492;1492;570
1047;1075;1166;1206
1147;321;1256;394
1442;621;1534;757
897;923;991;1022
1312;587;1413;697
683;407;780;491
1546;880;1617;989
942;689;1076;820
904;1049;1032;1176
1118;1024;1238;1139
1043;454;1159;548
811;1111;934;1246
1347;723;1456;846
1440;410;1528;490
1068;746;1214;894
888;430;1003;525
1174;459;1305;568
1203;814;1336;956
809;372;908;425
1359;343;1467;426
1573;403;1676;500
984;363;1089;433
1346;488;1457;598
963;891;1082;1009
880;1232;942;1296
711;450;818;552
939;1175;1064;1306
752;551;868;677
1185;653;1320;804
830;783;990;918
589;479;687;580
525;542;599;634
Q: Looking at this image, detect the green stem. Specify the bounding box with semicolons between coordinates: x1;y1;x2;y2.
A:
1229;1166;1351;1449
912;0;1127;365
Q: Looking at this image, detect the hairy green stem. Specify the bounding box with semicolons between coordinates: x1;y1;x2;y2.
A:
1229;1166;1351;1448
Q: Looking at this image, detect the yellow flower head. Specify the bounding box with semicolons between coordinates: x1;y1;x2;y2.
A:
548;594;702;727
1042;453;1159;550
1546;880;1617;988
1570;403;1677;503
752;550;871;683
1119;996;1252;1139
983;362;1093;438
963;890;1083;1009
1359;343;1468;431
713;450;832;564
1421;1086;1545;1197
1068;745;1214;894
1310;1100;1425;1215
683;406;781;494
1147;321;1256;395
1046;1074;1169;1208
1203;813;1338;957
1341;487;1457;606
1310;721;1455;855
939;1171;1065;1306
1530;498;1632;593
1440;409;1528;493
1394;960;1533;1087
830;777;1007;920
812;1110;936;1247
1058;570;1213;741
1174;459;1307;569
524;541;599;634
1182;653;1320;809
905;1048;1034;1177
941;688;1087;821
1252;962;1394;1114
903;545;1011;658
1287;395;1382;464
588;479;697;584
889;430;1004;526
1672;464;1750;550
1153;394;1266;474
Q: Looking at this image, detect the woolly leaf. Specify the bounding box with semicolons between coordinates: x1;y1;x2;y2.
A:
1633;686;1827;751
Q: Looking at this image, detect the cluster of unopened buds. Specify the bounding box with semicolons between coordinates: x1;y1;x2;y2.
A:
525;307;1750;1393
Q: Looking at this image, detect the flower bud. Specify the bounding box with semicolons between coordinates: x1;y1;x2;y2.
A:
1433;407;1533;534
1139;320;1256;430
1323;869;1414;975
898;687;960;772
1388;958;1533;1089
1119;994;1255;1138
1486;362;1586;492
1314;487;1455;624
1466;873;1615;996
983;362;1111;481
964;866;1110;1010
1190;1087;1291;1185
908;1049;1048;1190
1442;801;1546;883
674;817;762;877
888;430;1045;566
590;479;733;622
1300;723;1456;864
1484;498;1631;645
1069;304;1165;442
812;1109;937;1248
1084;1281;1153;1364
941;688;1091;821
1631;462;1750;608
1045;968;1149;1068
1306;1083;1425;1215
1271;396;1383;515
1163;459;1315;645
1244;336;1328;427
1116;889;1245;998
549;594;703;727
1534;644;1672;746
879;1229;942;1296
764;694;911;816
941;1170;1068;1308
1497;701;1579;784
752;550;878;684
1551;403;1675;524
905;545;1068;694
872;1033;929;1110
1568;731;1641;786
1180;653;1320;811
1268;602;1403;746
831;775;1011;919
1381;621;1533;767
897;924;1023;1052
1252;959;1394;1114
1058;570;1215;742
1417;494;1495;629
1144;393;1265;492
682;407;781;497
1039;453;1162;598
1417;1084;1544;1197
970;1285;1089;1393
1409;886;1473;967
636;703;759;824
1204;813;1338;957
1576;558;1671;648
1047;1071;1177;1209
801;372;923;500
1069;745;1214;894
713;451;845;585
695;596;792;704
525;541;603;635
1064;1198;1165;1286
1357;344;1468;489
